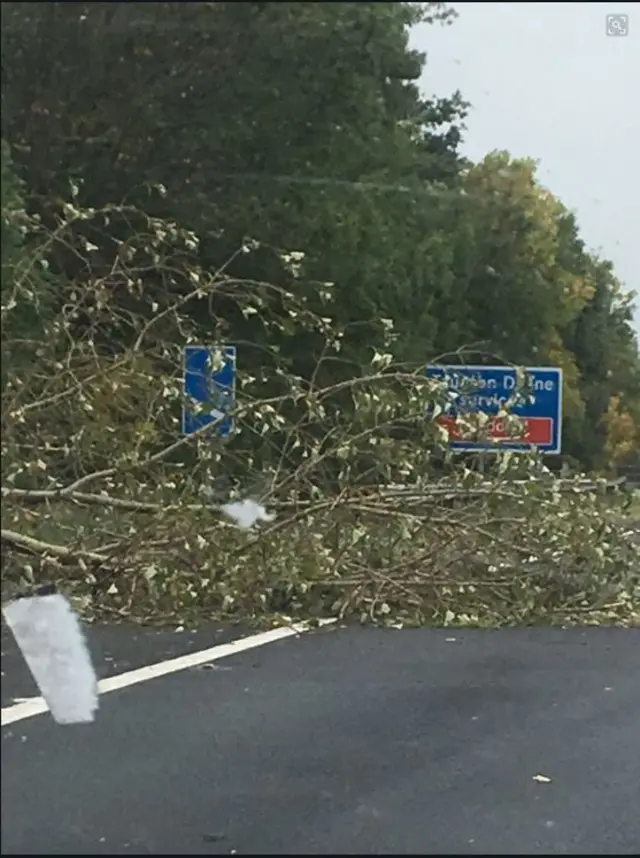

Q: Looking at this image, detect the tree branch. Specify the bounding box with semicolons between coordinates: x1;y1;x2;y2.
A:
1;528;110;563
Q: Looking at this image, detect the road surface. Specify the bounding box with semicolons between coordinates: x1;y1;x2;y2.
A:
1;624;639;855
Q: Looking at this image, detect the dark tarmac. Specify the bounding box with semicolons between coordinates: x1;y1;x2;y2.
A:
1;624;639;855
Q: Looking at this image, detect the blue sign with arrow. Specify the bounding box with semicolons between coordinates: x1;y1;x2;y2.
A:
182;345;236;437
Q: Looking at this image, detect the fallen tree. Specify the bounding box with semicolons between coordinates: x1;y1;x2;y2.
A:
2;199;638;628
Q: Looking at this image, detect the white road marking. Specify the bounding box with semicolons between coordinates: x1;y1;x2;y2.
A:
1;620;334;727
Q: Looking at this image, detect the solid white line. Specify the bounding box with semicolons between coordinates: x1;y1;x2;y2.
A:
1;620;335;727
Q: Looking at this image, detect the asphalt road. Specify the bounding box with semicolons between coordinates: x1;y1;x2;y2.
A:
1;624;639;855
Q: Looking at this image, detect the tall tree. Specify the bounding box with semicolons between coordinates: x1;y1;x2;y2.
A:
1;1;467;371
562;254;640;469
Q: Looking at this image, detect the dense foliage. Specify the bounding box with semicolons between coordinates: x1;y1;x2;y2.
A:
1;2;638;626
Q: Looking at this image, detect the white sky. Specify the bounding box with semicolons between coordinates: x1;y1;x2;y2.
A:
412;2;639;335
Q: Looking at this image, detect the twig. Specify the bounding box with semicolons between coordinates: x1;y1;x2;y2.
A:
2;486;164;510
50;412;226;495
0;528;110;563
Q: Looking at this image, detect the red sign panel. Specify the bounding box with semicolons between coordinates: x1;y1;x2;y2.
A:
437;415;553;446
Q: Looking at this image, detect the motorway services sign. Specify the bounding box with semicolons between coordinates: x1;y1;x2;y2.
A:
425;365;563;454
183;345;236;437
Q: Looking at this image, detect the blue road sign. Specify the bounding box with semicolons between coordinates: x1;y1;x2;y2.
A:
183;345;236;437
425;365;563;454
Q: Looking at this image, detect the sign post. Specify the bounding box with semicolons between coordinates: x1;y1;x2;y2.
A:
182;345;236;437
425;365;563;454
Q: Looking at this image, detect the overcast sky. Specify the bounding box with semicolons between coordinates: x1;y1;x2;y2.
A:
412;2;639;335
